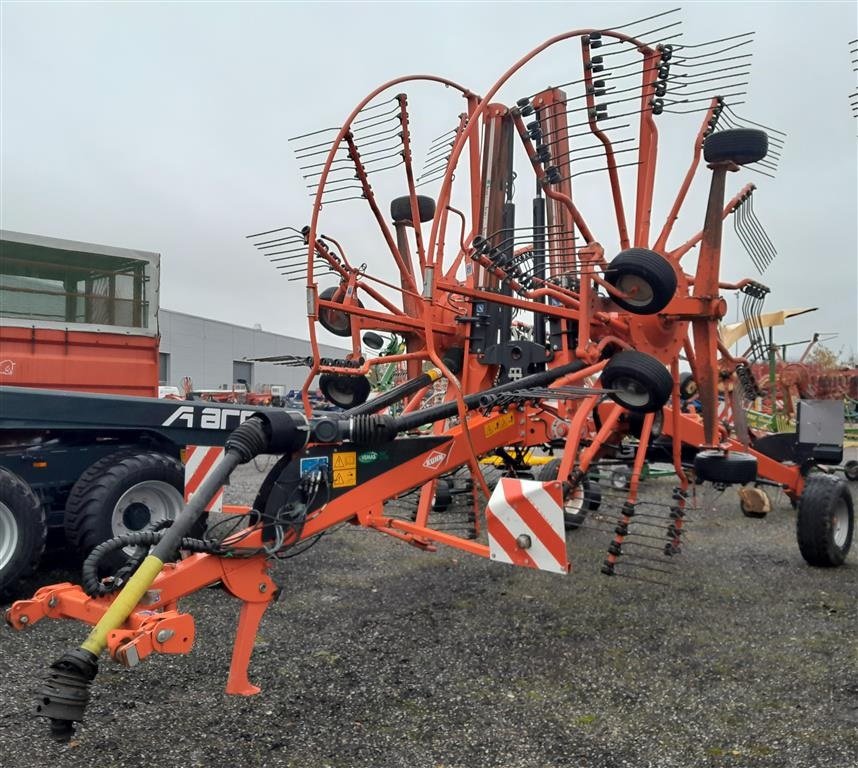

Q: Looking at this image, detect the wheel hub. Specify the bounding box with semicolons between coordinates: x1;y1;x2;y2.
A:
112;481;185;553
833;498;849;548
0;501;19;572
615;274;653;306
613;376;650;408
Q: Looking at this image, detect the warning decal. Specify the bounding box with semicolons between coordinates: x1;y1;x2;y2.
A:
184;445;225;513
332;468;357;488
484;411;516;438
331;451;357;487
332;452;356;469
486;478;569;574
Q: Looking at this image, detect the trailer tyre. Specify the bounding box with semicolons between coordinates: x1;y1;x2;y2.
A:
537;459;601;530
65;451;195;572
796;475;854;567
0;467;47;596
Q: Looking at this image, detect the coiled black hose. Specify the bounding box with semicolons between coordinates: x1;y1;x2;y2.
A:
81;530;217;597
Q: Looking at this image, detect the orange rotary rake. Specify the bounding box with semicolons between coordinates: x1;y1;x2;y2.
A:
8;9;853;741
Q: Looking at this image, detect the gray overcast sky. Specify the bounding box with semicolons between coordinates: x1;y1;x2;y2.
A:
2;1;856;358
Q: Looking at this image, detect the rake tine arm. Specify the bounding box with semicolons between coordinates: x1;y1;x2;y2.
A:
668;182;755;263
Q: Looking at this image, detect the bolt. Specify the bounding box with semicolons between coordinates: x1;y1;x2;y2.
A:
19;615;29;624
258;583;268;593
48;596;58;608
516;534;532;550
156;629;174;644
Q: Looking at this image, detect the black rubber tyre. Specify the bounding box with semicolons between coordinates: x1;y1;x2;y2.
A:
600;351;673;413
797;475;854;567
844;460;858;483
390;195;436;224
626;409;664;441
610;466;632;491
432;479;453;512
0;467;46;597
481;464;504;492
604;248;677;314
693;450;758;485
318;286;363;337
678;372;698;400
703;128;768;166
319;373;371;409
65;451;194;573
537;458;601;530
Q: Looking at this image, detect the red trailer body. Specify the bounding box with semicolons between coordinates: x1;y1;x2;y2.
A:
0;230;160;398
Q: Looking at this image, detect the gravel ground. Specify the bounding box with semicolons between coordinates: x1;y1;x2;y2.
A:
1;461;857;768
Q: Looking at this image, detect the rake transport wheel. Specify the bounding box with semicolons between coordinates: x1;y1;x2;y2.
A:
319;372;372;409
844;460;858;483
537;458;601;530
693;450;758;485
703;128;769;166
317;286;363;337
605;249;677;315
65;451;194;573
679;372;698;400
390;195;436;225
600;351;673;414
796;475;854;567
0;467;46;596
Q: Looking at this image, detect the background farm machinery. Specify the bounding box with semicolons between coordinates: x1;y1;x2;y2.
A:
6;11;854;741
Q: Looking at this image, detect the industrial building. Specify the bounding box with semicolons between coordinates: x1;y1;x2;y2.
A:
158;309;347;393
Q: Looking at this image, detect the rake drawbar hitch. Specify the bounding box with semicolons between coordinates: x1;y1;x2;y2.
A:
33;411;308;742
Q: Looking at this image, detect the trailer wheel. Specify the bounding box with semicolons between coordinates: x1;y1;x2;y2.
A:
65;451;194;572
537;458;601;530
600;351;673;413
604;248;677;315
796;475;854;567
0;467;47;596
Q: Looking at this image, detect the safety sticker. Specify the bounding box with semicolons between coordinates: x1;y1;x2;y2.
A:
484;411;516;438
332;451;356;470
332;468;357;488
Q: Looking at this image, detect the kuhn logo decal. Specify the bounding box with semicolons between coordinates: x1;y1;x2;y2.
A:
422;449;449;470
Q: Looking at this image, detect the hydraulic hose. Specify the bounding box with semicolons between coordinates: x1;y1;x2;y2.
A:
392;359;586;433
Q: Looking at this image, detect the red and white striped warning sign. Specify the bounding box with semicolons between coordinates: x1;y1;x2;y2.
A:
184;445;225;513
486;478;569;574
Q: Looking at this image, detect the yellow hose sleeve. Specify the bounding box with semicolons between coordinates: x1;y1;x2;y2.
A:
80;555;165;655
